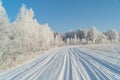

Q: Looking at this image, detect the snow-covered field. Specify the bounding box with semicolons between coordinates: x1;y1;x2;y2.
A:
0;45;120;80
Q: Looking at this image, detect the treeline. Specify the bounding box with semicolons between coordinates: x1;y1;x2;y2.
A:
54;27;120;45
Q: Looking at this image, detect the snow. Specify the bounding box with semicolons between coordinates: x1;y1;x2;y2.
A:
0;45;120;80
0;1;120;79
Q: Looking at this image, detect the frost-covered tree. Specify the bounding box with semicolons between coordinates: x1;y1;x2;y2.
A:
65;30;75;39
40;24;54;48
105;29;119;43
0;1;11;63
0;1;9;30
70;38;73;45
86;27;98;43
119;33;120;42
86;27;108;44
80;38;87;44
12;4;42;51
95;32;107;44
73;34;78;44
77;38;81;44
77;29;88;39
66;38;70;45
54;35;59;45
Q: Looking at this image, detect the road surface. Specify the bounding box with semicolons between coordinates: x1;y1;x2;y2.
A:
0;45;120;80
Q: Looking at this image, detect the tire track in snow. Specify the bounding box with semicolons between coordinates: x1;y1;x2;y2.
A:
70;48;104;80
72;48;120;79
79;48;120;74
11;49;62;80
70;48;110;80
0;46;120;80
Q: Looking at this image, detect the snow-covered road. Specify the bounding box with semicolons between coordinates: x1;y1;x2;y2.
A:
0;45;120;80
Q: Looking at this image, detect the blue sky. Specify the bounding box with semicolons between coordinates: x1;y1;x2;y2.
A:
2;0;120;33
